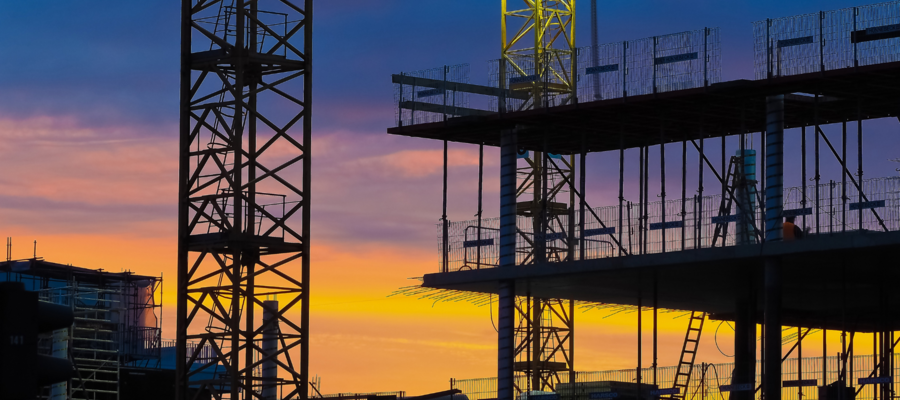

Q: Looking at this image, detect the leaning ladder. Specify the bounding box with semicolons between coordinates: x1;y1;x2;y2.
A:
668;311;707;400
711;156;741;247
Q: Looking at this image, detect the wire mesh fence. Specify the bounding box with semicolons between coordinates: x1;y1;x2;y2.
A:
394;64;471;127
488;51;578;112
485;28;721;110
438;176;900;273
753;1;900;79
391;3;900;127
451;354;900;400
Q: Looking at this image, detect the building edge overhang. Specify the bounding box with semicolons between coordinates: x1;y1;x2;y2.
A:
422;230;900;331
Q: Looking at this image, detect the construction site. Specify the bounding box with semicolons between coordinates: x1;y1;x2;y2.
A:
2;0;900;400
389;1;900;400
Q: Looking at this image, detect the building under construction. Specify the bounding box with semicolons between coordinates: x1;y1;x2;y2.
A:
0;254;163;399
390;2;900;400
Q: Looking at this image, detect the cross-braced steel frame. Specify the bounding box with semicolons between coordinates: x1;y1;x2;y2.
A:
177;1;311;399
501;0;577;109
513;152;576;394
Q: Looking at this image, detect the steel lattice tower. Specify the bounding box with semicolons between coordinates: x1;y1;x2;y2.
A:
177;1;311;399
513;151;576;393
501;0;576;108
502;1;577;393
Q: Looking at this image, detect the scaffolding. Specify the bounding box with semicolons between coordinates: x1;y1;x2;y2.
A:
0;258;162;400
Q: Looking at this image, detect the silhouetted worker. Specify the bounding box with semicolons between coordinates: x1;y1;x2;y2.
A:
783;215;804;241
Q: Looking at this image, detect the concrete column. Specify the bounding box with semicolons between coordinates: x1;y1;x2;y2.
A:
765;95;784;242
732;267;756;400
763;94;785;400
261;300;279;400
764;258;782;400
498;128;518;400
735;149;757;245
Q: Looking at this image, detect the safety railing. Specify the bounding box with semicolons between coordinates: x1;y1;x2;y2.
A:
451;353;900;400
754;1;900;80
438;176;900;273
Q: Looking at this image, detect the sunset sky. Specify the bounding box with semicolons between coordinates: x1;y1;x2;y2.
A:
1;0;897;395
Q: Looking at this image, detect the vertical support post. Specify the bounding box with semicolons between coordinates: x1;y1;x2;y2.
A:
732;265;756;400
499;57;507;113
443;140;450;272
591;0;600;100
477;143;484;269
823;329;827;387
623;41;628;98
637;279;643;398
569;300;576;385
763;94;785;400
698;122;705;249
853;7;859;68
398;72;405;127
644;145;649;254
498;128;518;400
766;19;772;79
704;27;709;86
245;4;260;389
639;145;645;254
532;297;542;391
619;127;625;256
682;137;687;251
176;1;191;398
842;121;847;232
261;300;279;400
443;66;448;121
652;36;657;93
802;126;807;230
764;257;782;400
541;140;549;263
858;99;863;230
765;95;784;242
798;326;803;399
721;134;726;217
660;118;666;253
652;276;658;385
820;11;825;72
580;137;587;261
815;95;821;233
300;3;314;397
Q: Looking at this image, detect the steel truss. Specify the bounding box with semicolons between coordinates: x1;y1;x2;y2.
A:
501;0;577;109
177;1;311;399
514;152;575;393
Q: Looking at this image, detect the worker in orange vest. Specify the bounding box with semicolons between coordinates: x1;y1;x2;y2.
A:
783;215;804;241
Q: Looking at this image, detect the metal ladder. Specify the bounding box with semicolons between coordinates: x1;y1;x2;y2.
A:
668;311;707;400
711;156;741;247
711;154;764;247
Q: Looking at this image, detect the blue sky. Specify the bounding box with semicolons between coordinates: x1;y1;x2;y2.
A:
1;0;898;393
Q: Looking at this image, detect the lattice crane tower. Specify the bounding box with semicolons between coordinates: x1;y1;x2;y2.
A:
502;0;577;394
501;0;577;108
177;1;312;399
